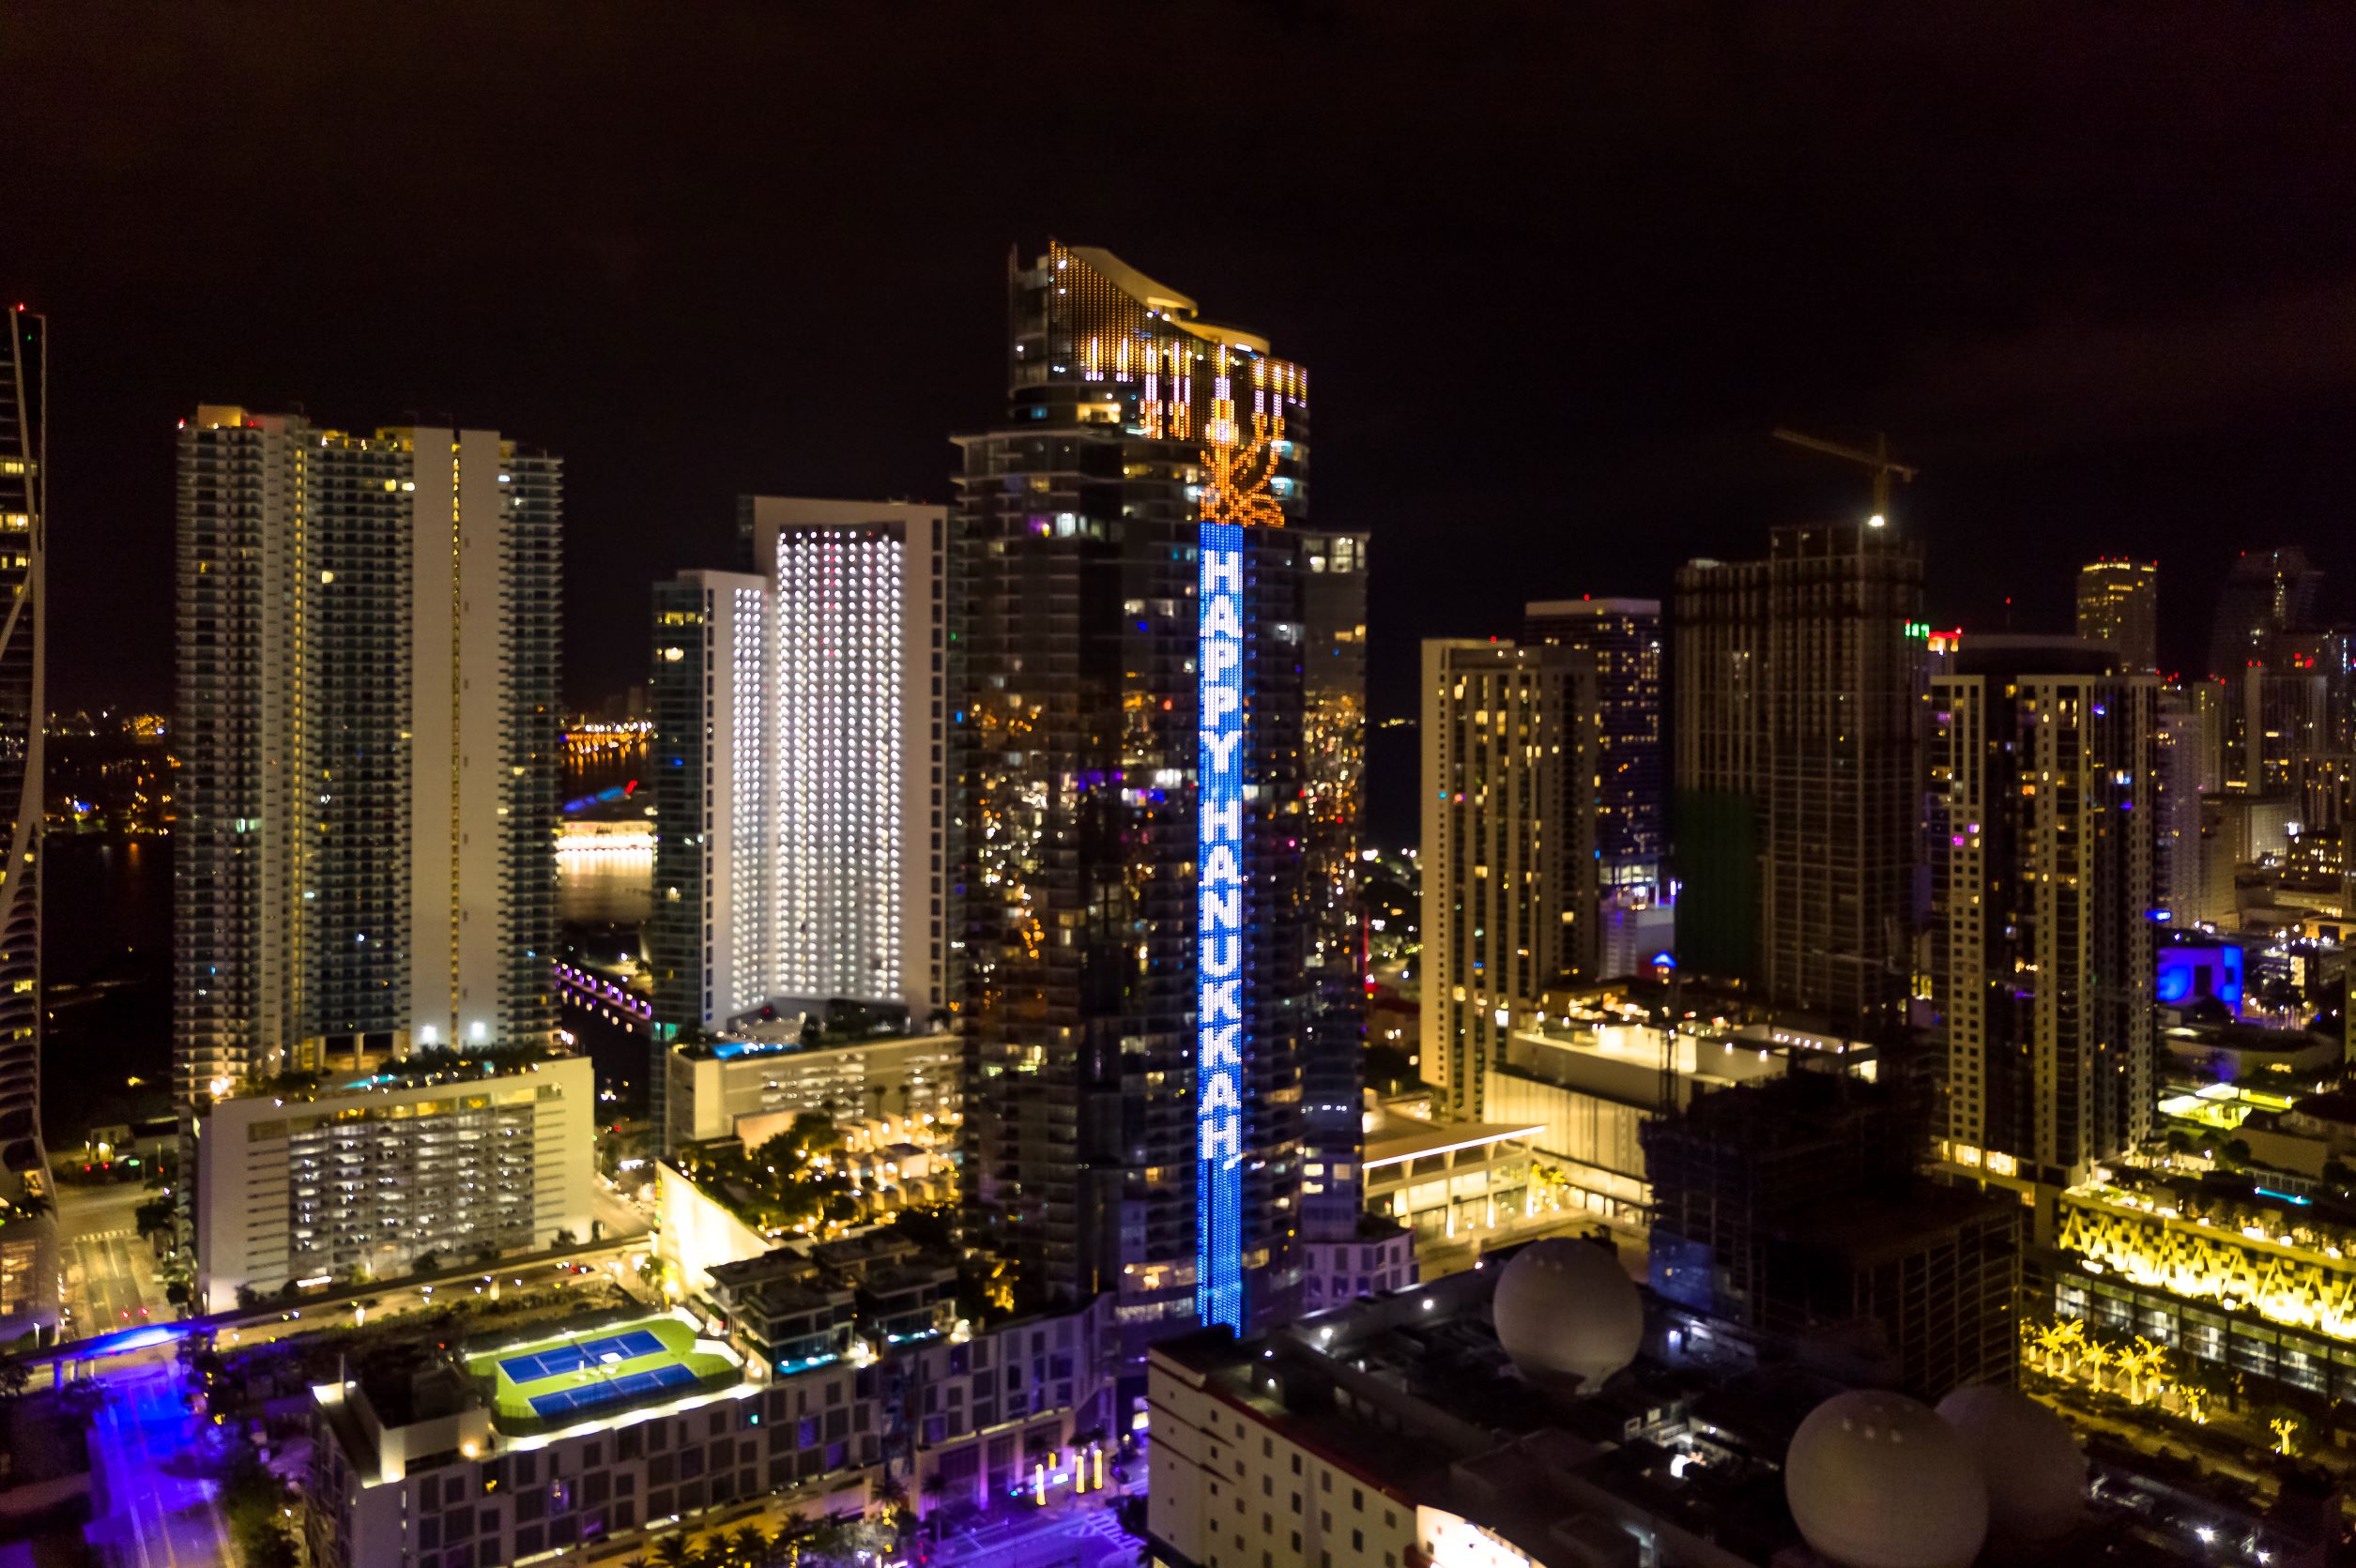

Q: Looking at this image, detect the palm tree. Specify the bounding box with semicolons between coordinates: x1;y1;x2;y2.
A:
728;1525;770;1565
650;1534;695;1568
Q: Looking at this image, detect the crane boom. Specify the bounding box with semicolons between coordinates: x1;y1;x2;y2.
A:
1771;427;1918;519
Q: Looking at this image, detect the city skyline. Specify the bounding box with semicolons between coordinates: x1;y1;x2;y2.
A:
13;11;2356;1568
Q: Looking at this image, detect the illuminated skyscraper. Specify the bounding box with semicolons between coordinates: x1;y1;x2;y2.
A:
174;410;561;1106
2074;558;2159;677
0;305;51;1338
954;244;1318;1356
648;570;776;1065
1524;598;1663;886
1674;522;1924;1032
1299;531;1370;1244
1419;640;1599;1117
1930;638;2155;1186
1525;597;1669;975
2207;546;2321;683
752;498;949;1016
649;498;950;1063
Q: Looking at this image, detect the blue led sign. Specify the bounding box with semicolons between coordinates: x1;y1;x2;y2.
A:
1196;521;1247;1334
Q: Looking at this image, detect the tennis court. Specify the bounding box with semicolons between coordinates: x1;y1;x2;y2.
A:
497;1329;666;1383
527;1360;699;1417
467;1314;738;1429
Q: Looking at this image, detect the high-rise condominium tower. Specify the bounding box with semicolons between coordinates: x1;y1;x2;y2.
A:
1524;598;1663;890
175;410;560;1105
1299;531;1369;1242
648;500;949;1043
955;244;1324;1352
1419;640;1599;1117
0;306;50;1337
1930;638;2154;1187
2075;558;2158;677
1674;521;1924;1033
649;570;775;1050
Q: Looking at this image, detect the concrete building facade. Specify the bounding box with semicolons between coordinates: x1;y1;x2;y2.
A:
1420;640;1598;1118
174;408;561;1106
1930;638;2157;1188
194;1052;594;1311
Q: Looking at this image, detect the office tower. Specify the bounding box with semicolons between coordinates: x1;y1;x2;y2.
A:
1419;640;1598;1118
648;570;775;1054
194;1054;593;1311
1526;596;1670;976
1643;1072;2021;1400
1523;598;1663;887
1930;638;2155;1187
1299;530;1369;1243
175;409;561;1105
2075;557;2159;676
2207;546;2321;683
2204;547;2345;792
954;243;1316;1351
0;305;49;1339
1674;522;1925;1032
2154;688;2207;921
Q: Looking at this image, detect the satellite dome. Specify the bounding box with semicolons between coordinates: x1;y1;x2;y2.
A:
1935;1384;2085;1543
1491;1239;1643;1393
1784;1391;1988;1568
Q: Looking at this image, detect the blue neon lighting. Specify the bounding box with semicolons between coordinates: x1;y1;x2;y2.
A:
1196;521;1247;1335
2256;1186;2314;1207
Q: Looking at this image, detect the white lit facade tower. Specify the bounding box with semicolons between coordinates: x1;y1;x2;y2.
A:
746;497;948;1019
650;499;948;1066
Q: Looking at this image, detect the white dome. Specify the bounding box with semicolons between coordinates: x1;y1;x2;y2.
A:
1491;1239;1643;1393
1935;1385;2085;1543
1784;1391;1988;1568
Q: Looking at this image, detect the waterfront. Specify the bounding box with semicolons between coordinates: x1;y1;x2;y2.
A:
40;745;660;1149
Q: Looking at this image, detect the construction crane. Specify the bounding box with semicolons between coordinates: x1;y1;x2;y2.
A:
1771;427;1918;525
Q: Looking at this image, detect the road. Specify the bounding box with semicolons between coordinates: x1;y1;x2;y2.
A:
83;1362;236;1568
935;1499;1142;1568
56;1182;165;1339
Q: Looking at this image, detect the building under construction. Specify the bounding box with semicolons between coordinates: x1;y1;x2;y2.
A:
1641;1071;2019;1402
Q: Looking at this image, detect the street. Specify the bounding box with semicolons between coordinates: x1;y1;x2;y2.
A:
82;1362;236;1568
56;1183;165;1337
934;1499;1143;1568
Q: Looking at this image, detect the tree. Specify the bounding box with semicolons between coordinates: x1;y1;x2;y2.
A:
134;1195;176;1242
0;1357;28;1403
650;1535;695;1568
414;1250;442;1274
728;1525;771;1565
553;1228;579;1249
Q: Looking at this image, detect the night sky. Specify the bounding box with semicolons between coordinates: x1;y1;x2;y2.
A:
11;2;2356;735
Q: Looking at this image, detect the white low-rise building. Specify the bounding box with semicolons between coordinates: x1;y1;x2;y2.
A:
663;1028;959;1150
195;1052;595;1312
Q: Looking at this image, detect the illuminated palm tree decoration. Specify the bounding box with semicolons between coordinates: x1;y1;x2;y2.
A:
1198;350;1289;531
2079;1340;2113;1393
2119;1335;2169;1404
